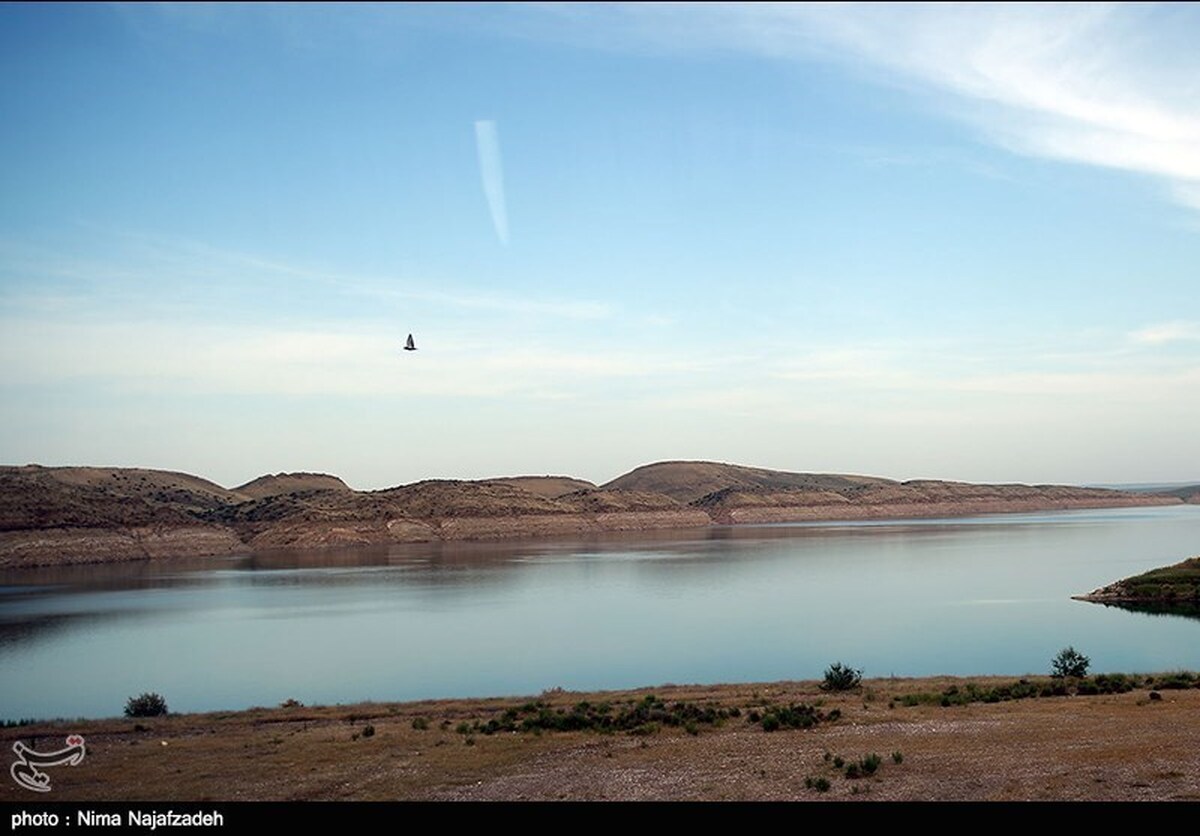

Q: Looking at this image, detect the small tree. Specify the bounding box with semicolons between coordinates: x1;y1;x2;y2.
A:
1050;647;1090;678
821;662;863;691
124;692;168;717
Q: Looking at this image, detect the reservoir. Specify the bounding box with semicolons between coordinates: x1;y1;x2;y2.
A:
1;505;1198;721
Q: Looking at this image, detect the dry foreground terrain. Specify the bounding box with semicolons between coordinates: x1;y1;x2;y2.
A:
3;675;1199;802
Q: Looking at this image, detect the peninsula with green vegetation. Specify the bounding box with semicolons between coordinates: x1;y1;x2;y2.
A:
1075;556;1200;615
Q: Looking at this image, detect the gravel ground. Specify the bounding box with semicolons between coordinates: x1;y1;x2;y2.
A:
3;677;1198;802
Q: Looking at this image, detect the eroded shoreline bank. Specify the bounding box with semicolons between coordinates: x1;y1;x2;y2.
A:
0;493;1182;569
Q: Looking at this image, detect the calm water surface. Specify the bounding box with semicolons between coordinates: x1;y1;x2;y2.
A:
2;505;1198;720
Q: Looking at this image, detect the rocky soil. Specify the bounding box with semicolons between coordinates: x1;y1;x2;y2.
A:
2;675;1197;802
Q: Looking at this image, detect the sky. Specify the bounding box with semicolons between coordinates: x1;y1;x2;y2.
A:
1;3;1198;490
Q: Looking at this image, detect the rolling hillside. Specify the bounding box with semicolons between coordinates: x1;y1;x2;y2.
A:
0;461;1182;568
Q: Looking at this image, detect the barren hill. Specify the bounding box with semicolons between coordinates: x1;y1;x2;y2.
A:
0;464;246;527
602;460;894;504
0;465;246;566
487;476;596;498
1160;484;1200;503
0;460;1184;568
210;480;706;550
692;478;1167;524
233;472;352;500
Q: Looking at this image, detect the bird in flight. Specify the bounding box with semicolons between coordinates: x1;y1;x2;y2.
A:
403;333;417;352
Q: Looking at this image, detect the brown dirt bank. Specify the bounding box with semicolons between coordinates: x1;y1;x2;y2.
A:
0;462;1186;568
3;676;1197;802
0;525;245;568
2;495;1178;569
714;495;1179;525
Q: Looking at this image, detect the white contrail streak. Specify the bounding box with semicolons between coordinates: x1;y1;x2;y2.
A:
474;119;509;246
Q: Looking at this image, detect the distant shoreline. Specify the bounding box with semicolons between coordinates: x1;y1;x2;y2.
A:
1;460;1190;569
0;495;1184;570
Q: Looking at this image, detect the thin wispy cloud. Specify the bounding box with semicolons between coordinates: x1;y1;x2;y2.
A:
0;316;705;398
474;119;510;246
0;232;610;322
761;332;1200;400
569;3;1200;217
794;4;1199;212
1129;321;1200;345
396;288;608;320
944;367;1200;397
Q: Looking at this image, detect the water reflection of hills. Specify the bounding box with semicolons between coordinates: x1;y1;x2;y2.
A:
1089;599;1200;622
5;517;1181;652
3;506;1198;721
0;521;987;648
1;518;1040;599
0;612;95;649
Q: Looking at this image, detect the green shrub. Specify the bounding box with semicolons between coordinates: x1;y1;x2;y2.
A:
753;702;835;732
411;717;429;730
860;753;882;775
454;695;735;738
361;724;375;738
891;751;904;764
1153;671;1197;690
805;776;831;792
822;662;863;691
124;692;168;718
1051;646;1090;678
1092;674;1135;694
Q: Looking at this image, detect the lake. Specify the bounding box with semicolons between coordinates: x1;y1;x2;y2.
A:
2;505;1198;721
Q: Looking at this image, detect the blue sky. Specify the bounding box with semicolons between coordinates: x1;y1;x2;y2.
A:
1;3;1197;489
